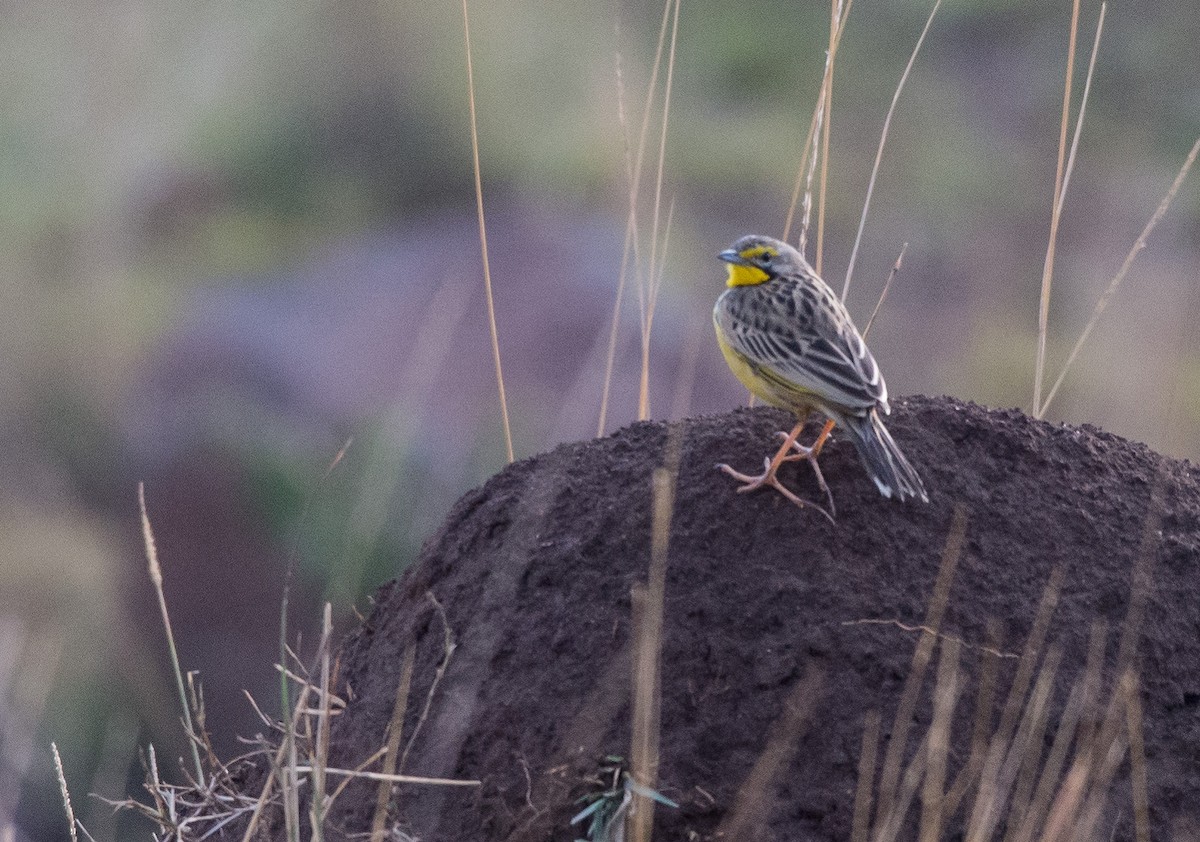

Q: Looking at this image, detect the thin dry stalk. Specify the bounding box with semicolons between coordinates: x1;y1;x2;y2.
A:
782;99;821;246
851;710;881;842
277;438;351;839
371;644;416;842
291;768;481;787
875;732;932;842
637;0;681;421
718;669;824;840
1013;681;1084;842
598;0;674;436
942;620;1002;819
874;504;967;826
1007;647;1065;829
964;647;1061;842
1042;669;1130;842
1039;133;1200;415
814;0;851;274
782;0;852;246
995;568;1064;748
863;243;908;339
1032;0;1082;415
920;638;961;842
326;746;389;807
400;592;457;772
460;0;514;462
51;743;78;842
842;0;942;303
1124;671;1150;842
802;1;854;257
139;483;205;786
1011;626;1104;842
1116;477;1163;673
308;604;334;841
629;464;676;842
1054;3;1106;222
244;652;335;841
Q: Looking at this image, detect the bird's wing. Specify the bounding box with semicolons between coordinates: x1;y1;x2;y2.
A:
717;280;888;413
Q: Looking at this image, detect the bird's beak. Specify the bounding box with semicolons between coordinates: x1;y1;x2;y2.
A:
718;248;745;265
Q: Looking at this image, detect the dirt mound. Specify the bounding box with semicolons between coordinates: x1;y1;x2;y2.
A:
322;395;1200;841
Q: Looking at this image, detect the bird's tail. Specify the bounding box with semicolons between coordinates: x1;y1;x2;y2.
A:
840;409;929;503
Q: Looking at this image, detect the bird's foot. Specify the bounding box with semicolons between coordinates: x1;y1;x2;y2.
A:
771;431;837;518
716;459;835;524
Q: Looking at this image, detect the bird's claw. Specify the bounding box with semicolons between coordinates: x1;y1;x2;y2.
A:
715;459;836;523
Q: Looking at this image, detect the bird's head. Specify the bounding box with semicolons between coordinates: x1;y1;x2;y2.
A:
718;235;804;287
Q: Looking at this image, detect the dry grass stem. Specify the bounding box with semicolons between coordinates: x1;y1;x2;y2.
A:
371;644;416;842
995;568;1063;748
875;732;932;842
307;604;335;841
862;243;907;339
400;592;457;773
920;637;960;842
718;669;824;840
637;0;681;421
782;0;851;246
782;96;822;246
1038;149;1200;416
802;1;853;258
629;464;676;842
139;483;206;786
460;0;514;462
599;0;674;435
815;0;850;274
942;620;1003;819
52;743;78;842
1007;648;1064;829
842;0;942;303
851;710;881;842
1055;3;1106;221
291;768;481;787
1125;671;1150;842
874;504;967;825
1117;477;1163;669
1032;0;1082;415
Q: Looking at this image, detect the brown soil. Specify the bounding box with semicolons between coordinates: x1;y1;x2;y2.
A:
306;395;1200;841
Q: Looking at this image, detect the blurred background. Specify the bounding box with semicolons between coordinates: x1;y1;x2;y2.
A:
3;1;1197;838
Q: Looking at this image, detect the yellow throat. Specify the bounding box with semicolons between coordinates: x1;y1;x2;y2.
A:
725;262;770;287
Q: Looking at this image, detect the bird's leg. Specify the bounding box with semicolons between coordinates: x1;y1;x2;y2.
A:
716;415;836;522
780;418;836;460
776;418;838;517
718;418;806;489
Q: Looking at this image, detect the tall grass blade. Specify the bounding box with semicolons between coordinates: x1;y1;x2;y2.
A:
51;743;78;842
920;637;961;842
1033;0;1082;415
782;0;851;248
598;0;674;436
863;243;907;339
1039;134;1200;415
371;644;416;842
815;0;852;274
629;458;676;842
850;710;880;842
138;483;205;786
638;0;681;421
461;0;514;462
874;504;966;829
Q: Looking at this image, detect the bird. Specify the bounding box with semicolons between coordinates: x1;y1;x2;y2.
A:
712;234;928;516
